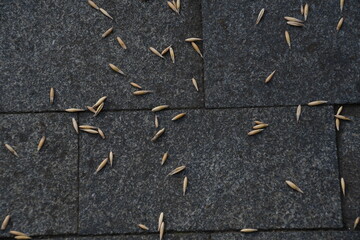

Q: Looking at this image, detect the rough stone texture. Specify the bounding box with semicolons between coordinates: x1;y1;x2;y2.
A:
202;0;360;108
44;233;209;240
211;231;360;240
78;106;341;235
337;106;360;230
0;0;203;112
0;113;78;236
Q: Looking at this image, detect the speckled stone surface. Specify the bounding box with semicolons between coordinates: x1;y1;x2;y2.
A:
202;0;360;108
337;106;360;230
0;0;203;112
211;231;360;240
0;113;78;236
44;233;209;240
78;106;341;234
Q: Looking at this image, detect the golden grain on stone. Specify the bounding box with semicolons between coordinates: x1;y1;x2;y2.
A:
99;8;113;20
138;224;149;230
1;215;10;230
102;27;113;38
335;115;351;121
253;124;268;130
285;180;304;193
158;212;164;231
109;151;113;166
287;21;304;27
130;82;142;89
65;108;85;112
340;0;345;12
337;17;344;31
79;125;97;129
301;4;304;15
240;228;258;233
176;0;181;11
37;136;46;152
285;31;291;49
185;38;202;42
72;118;79;134
161;152;168;166
152;105;169;112
133;90;153;96
95;158;108;174
5;144;18;157
170;47;175;63
9;231;27;236
167;1;179;14
94;102;104;117
337;106;343;115
254;121;264;125
155;115;159;128
256;8;265;25
307;100;327;106
247;129;264;136
15;236;32;240
81;129;99;134
265;70;276;83
149;47;164;59
168;165;186;176
354;217;360;230
335;118;340;131
159;221;165;240
341;177;345;196
172;113;186;121
93;96;107;108
304;3;309;21
109;63;125;75
183;176;188;196
49;88;54;104
88;0;99;10
192;78;199;91
98;128;105;139
161;46;171;55
191;42;203;58
116;37;127;49
151;128;165;142
296;105;301;122
284;17;303;23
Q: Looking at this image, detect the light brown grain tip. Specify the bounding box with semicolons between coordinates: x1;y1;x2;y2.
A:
256;8;265;25
49;88;54;104
1;215;10;230
99;8;113;20
285;180;304;193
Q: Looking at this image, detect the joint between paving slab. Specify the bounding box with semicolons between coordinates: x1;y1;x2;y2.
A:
2;227;353;239
334;104;346;229
2;103;360;115
76;112;80;234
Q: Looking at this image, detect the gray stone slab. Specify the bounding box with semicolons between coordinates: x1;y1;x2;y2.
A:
202;0;360;108
337;106;360;230
211;231;360;240
0;113;78;236
0;0;203;112
78;106;341;234
44;233;209;240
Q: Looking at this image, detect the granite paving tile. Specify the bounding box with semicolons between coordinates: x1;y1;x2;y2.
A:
337;106;360;230
0;0;203;112
78;106;341;234
0;113;78;237
202;0;360;108
211;231;360;240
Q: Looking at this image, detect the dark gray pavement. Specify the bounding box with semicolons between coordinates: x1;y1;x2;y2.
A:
1;0;359;239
